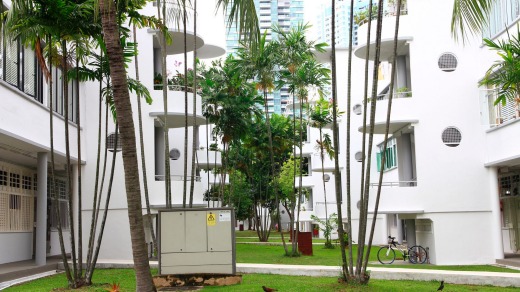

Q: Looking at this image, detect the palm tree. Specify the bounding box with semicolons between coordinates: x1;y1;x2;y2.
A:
98;0;155;290
274;23;327;255
451;0;494;42
235;31;280;234
202;56;263;203
279;57;330;255
309;97;335;247
479;30;520;105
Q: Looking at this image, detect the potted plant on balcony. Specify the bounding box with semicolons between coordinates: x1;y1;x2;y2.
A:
479;29;520;118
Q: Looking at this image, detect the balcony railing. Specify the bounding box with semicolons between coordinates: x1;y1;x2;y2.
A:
480;89;519;128
369;180;417;187
155;175;201;182
376;90;413;101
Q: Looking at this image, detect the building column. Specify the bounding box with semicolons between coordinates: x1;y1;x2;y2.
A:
489;167;504;260
35;152;48;266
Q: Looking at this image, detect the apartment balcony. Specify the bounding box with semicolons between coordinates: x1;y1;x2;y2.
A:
294;174;314;188
311;153;342;172
313;201;338;219
196;148;222;169
354;12;413;61
148;0;226;58
367;184;424;215
358;92;418;134
208;174;229;185
294;143;313;156
148;89;205;128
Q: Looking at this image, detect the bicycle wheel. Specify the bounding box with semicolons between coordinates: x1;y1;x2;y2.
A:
408;246;427;264
377;246;396;264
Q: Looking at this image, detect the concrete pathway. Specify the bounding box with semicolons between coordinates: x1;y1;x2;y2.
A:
236;263;520;287
3;260;520;289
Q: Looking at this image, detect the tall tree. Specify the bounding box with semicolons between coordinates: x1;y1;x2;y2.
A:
309;97;335;248
98;0;155;290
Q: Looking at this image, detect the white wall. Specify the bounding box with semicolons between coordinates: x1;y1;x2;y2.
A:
0;232;32;264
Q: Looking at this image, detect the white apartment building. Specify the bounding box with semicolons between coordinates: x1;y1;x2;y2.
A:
0;0;226;265
304;0;520;265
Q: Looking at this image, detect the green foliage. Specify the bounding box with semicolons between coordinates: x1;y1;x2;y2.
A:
479;29;520;106
311;213;339;249
451;0;494;43
278;156;302;201
224;171;254;221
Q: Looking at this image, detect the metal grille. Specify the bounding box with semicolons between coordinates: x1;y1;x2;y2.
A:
441;127;462;147
0;193;7;230
23;46;36;96
9;173;20;188
4;38;18;86
0;192;34;232
107;133;122;152
416;219;433;233
438;53;458;72
22;175;32;190
0;170;7;186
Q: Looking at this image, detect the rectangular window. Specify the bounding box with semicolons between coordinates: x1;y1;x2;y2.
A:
47;177;70;230
376;138;397;172
0;170;7;186
22;175;32;190
0;192;34;232
0;24;44;103
10;173;20;188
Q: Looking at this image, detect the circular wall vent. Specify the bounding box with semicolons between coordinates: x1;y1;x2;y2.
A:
353;104;362;115
356;200;361;210
354;151;363;162
438;53;458;72
442;127;462;147
169;148;181;160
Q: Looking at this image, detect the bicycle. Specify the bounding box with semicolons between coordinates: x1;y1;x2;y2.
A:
377;236;428;264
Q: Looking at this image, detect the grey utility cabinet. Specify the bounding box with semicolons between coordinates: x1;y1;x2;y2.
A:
159;208;236;275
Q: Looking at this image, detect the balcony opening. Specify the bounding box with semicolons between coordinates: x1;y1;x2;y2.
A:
376;128;417;187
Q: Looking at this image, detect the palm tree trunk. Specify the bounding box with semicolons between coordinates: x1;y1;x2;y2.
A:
158;0;172;209
319;127;329;246
62;40;79;285
85;77;107;279
75;45;83;279
87;125;119;284
48;37;73;287
356;0;376;276
330;0;348;281
357;0;385;282
362;0;403;276
133;24;157;255
345;0;355;277
182;0;189;208
99;0;155;290
189;0;198;207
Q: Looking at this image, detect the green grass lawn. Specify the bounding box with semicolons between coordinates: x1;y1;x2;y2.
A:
235;240;520;273
5;270;519;291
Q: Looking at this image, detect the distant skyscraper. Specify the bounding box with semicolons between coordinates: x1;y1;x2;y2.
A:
225;0;305;115
316;0;364;48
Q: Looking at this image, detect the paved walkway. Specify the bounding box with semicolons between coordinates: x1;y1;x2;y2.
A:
2;260;520;289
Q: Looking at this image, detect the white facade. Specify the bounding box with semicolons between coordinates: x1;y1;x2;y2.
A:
0;0;225;264
304;0;519;265
1;0;519;268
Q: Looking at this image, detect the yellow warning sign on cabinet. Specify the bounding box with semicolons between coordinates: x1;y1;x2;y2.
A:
207;213;216;226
